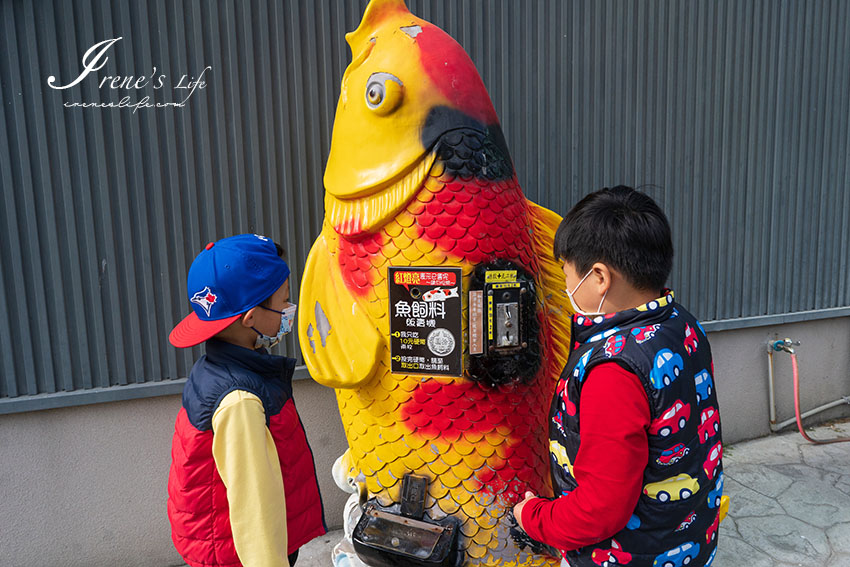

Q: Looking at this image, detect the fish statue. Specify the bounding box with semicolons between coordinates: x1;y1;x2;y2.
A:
298;0;571;565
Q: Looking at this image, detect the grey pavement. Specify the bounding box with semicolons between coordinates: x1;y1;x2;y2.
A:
258;420;850;566
714;419;850;567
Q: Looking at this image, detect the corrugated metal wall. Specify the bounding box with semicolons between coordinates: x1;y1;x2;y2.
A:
2;0;849;408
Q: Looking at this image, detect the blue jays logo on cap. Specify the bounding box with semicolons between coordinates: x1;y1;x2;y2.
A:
190;286;218;317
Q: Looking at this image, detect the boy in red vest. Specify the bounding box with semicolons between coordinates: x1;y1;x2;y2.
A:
514;187;723;567
167;234;326;567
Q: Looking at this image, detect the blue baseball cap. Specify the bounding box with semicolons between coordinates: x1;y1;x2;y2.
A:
169;234;290;348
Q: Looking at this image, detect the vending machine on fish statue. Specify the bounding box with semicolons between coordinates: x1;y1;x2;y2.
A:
297;1;572;565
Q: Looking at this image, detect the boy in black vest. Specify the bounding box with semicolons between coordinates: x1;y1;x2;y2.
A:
167;234;326;567
514;187;724;567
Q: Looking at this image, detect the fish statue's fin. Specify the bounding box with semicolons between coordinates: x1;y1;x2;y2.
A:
527;200;572;375
298;228;384;389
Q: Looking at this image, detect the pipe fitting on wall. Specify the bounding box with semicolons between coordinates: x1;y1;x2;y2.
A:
771;338;800;354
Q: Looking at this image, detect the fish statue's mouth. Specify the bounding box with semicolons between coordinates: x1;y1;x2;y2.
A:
325;151;437;237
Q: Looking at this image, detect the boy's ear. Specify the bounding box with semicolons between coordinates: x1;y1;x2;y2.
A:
240;308;258;328
591;262;613;291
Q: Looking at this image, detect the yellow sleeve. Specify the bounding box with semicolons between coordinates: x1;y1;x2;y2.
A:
212;390;289;567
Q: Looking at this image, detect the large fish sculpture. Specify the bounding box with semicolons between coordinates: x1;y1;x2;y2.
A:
298;1;571;565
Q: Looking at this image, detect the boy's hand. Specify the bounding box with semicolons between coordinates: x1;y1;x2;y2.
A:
509;492;559;557
512;491;536;530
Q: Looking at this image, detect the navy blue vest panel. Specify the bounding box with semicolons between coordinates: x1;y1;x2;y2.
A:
549;292;723;567
183;339;297;431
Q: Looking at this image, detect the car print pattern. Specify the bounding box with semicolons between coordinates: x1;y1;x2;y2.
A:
694;369;713;404
604;334;626;357
591;539;633;566
554;294;721;566
643;473;699;502
707;472;724;509
573;349;593;382
683;323;699;355
698;408;720;443
631;324;661;344
650;349;684;389
706;512;719;544
676;512;697;532
657;443;690;467
588;326;622;344
639;316;721;564
649;400;690;437
653;542;700;567
703;442;722;479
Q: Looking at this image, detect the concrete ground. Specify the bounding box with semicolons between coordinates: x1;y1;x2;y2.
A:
289;420;850;566
713;419;850;567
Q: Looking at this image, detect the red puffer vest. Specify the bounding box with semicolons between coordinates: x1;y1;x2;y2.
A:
167;339;326;566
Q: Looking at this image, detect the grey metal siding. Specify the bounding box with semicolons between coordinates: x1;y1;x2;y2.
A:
1;0;849;410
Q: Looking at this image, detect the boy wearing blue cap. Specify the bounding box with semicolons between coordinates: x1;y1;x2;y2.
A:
167;234;326;567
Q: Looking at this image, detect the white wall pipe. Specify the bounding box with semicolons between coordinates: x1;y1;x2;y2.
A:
770;397;850;432
767;348;777;428
767;337;850;436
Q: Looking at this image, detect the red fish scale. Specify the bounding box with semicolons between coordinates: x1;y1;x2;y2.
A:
338;231;386;297
415;175;532;266
435;213;456;227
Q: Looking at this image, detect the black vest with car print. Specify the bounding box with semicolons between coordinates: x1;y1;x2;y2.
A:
548;292;722;567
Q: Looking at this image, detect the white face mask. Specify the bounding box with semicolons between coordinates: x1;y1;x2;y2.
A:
253;304;297;350
565;270;608;317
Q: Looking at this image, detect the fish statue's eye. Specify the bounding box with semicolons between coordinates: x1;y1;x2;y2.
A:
366;84;383;106
364;72;404;115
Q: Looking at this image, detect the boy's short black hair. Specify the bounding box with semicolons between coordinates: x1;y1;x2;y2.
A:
553;186;673;291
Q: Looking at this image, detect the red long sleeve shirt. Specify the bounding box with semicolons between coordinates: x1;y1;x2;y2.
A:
521;362;651;550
